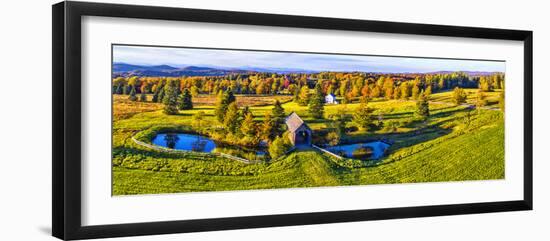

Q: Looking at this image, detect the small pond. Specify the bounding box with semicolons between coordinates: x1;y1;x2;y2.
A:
327;141;391;160
151;133;267;160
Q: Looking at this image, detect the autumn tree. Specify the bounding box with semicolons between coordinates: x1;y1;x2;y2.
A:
479;76;493;92
400;82;410;100
361;85;371;100
476;89;487;109
297;86;310;106
411;84;420;100
425;85;432;96
260;113;277;142
370;86;381;98
223;102;240;134
214;89;236;123
383;77;394;99
452;87;467;106
240;112;257;138
190;86;199;97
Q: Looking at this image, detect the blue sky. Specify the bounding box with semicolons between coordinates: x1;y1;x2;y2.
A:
113;45;505;73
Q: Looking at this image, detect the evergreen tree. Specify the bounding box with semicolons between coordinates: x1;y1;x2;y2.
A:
115;84;123;94
329;108;348;137
452;87;467;106
139;91;147;102
157;88;165;103
178;88;193;110
162;80;179;115
151;90;159;102
226;88;236;103
271;100;286;136
293;85;301;103
415;91;430;120
353;100;374;130
308;83;325;119
128;86;137;101
223;102;240;134
122;84;129;95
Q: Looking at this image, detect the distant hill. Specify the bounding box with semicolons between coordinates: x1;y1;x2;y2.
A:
425;71;501;76
113;63;178;72
113;63;501;77
112;63;249;77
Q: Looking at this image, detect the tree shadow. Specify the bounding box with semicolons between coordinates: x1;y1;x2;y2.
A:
429;107;466;119
112;146;218;160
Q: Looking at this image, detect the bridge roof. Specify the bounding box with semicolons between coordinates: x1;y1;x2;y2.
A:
285;112;310;132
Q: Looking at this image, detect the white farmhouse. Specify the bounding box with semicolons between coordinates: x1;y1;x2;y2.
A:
325;93;338;104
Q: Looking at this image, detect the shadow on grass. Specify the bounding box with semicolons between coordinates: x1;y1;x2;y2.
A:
113;146;219;161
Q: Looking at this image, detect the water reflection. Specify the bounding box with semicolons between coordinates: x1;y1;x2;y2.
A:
151;133;266;160
327;141;390;160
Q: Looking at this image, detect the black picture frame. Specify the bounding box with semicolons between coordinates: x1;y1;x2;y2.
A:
52;1;533;240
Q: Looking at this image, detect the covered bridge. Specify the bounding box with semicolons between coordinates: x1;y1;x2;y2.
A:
285;112;312;146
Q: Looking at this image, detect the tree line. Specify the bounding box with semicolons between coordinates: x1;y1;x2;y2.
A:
113;71;505;99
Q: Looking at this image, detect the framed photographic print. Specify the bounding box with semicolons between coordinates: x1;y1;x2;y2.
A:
52;1;533;240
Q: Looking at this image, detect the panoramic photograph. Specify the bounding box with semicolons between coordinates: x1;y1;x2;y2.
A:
111;45;505;195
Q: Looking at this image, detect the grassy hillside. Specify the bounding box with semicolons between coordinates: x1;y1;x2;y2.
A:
112;90;505;195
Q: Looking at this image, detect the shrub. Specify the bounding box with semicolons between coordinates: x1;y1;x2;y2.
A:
326;131;341;146
268;136;292;159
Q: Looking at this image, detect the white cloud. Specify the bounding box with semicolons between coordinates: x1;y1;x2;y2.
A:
113;45;505;73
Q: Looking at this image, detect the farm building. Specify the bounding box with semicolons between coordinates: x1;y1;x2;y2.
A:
325;93;338;104
285;112;312;146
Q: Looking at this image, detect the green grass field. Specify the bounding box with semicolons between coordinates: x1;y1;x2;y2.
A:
112;90;504;195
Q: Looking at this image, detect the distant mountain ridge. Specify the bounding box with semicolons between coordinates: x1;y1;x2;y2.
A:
112;63;502;77
425;71;501;76
112;63;249;77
